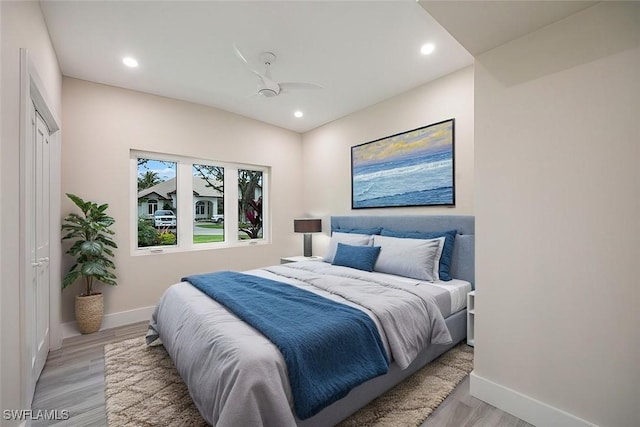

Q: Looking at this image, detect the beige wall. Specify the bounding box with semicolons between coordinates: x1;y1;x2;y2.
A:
301;66;474;254
61;78;303;323
1;0;62;420
473;3;639;427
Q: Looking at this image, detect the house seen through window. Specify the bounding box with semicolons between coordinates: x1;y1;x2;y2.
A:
137;158;178;247
192;164;224;244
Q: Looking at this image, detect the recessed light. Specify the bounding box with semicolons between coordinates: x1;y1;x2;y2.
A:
294;111;303;118
420;43;435;55
122;57;139;68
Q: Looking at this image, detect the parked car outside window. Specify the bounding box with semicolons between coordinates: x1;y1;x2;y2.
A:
154;210;176;228
211;214;224;224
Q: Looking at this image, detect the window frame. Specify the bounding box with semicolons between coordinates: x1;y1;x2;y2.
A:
131;150;270;255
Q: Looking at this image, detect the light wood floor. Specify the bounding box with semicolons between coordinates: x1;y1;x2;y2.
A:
32;323;534;427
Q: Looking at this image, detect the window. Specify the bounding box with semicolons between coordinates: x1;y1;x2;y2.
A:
238;169;263;240
195;201;205;215
132;151;269;253
192;164;224;244
137;158;177;248
147;199;158;215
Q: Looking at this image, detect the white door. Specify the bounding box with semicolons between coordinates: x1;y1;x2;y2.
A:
26;102;51;402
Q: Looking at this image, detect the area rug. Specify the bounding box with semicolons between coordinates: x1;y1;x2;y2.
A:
104;337;473;427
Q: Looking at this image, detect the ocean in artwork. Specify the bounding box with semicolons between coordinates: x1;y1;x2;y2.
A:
352;149;453;207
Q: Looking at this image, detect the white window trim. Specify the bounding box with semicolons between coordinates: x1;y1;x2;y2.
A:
130;150;270;256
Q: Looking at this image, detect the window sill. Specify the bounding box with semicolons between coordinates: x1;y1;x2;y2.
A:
131;239;270;256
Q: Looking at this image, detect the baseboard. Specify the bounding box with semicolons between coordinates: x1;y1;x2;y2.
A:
61;305;155;339
469;371;598;427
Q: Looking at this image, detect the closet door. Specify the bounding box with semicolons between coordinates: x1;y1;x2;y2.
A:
25;102;51;403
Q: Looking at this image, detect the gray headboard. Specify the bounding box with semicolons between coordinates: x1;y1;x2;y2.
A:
331;215;475;288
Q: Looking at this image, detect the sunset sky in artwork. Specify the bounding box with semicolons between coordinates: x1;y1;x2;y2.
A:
352;120;452;166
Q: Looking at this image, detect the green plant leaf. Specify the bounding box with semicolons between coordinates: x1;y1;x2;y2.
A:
101;278;117;287
80;241;103;257
81;261;106;277
66;193;89;213
62;270;81;289
97;237;118;248
101;259;116;269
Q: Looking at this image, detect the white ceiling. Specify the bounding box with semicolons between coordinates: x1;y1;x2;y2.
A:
40;1;474;133
419;1;598;56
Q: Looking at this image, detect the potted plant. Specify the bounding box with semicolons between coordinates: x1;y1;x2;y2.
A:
61;193;117;334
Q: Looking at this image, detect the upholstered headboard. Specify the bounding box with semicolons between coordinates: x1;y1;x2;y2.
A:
331;215;475;288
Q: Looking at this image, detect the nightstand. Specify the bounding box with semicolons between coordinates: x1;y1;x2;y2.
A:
467;290;475;346
280;256;323;264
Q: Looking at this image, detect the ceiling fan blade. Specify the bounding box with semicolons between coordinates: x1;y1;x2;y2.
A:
279;82;324;92
233;44;263;78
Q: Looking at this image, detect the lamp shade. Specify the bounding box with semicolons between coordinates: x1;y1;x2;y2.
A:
294;218;322;233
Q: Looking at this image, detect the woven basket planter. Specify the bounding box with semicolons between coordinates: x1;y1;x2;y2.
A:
76;293;104;334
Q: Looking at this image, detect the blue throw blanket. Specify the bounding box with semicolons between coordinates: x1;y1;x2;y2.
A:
182;271;389;419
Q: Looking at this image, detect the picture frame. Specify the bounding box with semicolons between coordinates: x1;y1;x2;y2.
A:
351;118;455;209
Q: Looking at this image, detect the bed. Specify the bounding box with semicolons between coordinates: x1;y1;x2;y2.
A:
147;215;474;426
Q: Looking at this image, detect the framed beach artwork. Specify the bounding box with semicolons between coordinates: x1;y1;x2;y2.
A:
351;119;455;209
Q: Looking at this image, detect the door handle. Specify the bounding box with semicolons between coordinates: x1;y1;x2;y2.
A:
31;257;49;268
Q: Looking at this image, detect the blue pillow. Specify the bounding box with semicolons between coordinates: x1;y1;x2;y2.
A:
380;229;457;281
332;243;381;272
333;227;382;235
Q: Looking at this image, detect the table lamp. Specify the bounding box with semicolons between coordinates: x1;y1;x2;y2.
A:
293;218;322;257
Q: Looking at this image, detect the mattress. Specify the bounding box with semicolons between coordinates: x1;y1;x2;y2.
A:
428;279;472;313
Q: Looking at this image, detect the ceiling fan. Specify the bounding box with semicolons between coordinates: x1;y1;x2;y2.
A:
233;45;323;98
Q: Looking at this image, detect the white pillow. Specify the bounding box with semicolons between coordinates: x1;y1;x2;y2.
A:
372;235;442;282
431;237;446;281
324;232;372;263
